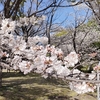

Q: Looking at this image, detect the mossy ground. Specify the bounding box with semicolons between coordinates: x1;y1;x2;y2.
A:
0;70;97;100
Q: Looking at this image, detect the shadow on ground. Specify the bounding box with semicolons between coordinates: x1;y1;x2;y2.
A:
0;72;97;100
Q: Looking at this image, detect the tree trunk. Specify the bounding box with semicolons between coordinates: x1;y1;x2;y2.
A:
0;66;2;87
73;29;77;52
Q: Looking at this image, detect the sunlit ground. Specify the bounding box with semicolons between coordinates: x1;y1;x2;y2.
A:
0;70;97;100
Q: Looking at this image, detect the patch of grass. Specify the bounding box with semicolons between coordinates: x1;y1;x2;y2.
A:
0;71;97;100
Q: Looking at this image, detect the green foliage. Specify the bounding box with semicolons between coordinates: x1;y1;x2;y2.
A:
77;65;89;73
86;19;100;31
91;41;100;49
80;19;100;31
55;30;68;37
87;20;97;28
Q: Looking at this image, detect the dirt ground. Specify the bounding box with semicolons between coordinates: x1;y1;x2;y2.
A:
0;70;97;100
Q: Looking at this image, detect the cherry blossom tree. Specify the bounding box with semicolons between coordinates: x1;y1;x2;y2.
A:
0;1;100;99
0;16;97;95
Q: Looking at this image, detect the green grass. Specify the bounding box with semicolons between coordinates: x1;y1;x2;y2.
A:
0;70;97;100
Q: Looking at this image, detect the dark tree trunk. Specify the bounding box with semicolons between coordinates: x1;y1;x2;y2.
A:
73;29;77;52
0;66;2;87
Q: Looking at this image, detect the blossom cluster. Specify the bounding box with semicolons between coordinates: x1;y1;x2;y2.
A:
0;16;97;94
70;82;96;94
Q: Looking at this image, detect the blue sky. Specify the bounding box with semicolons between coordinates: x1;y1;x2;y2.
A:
23;0;91;27
0;3;3;11
0;1;91;28
53;3;91;27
